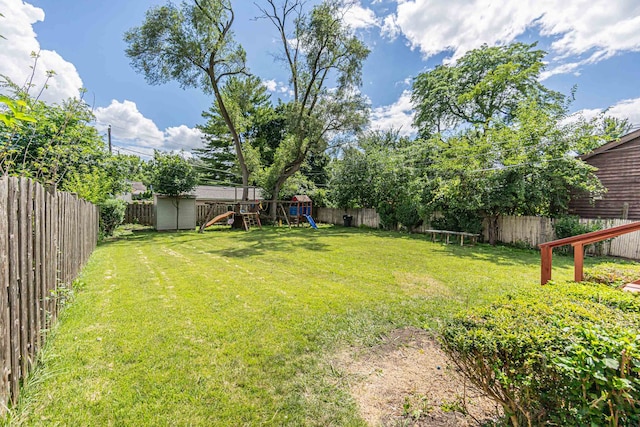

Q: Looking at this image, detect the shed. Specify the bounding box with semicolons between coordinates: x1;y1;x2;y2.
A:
191;186;264;205
569;129;640;219
154;195;196;231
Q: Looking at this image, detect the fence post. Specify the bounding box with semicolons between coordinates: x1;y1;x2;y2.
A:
573;243;584;282
540;245;552;285
0;178;10;410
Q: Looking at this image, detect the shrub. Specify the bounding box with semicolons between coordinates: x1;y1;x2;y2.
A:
430;209;483;234
440;283;640;427
99;198;127;237
553;216;601;239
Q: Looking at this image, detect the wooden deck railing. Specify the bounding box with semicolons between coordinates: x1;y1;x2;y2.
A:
538;221;640;284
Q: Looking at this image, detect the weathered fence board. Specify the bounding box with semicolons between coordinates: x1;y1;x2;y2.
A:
0;179;9;408
124;202;154;226
482;215;640;260
0;176;99;411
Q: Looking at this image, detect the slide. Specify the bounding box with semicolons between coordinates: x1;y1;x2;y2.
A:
204;211;235;229
304;214;318;229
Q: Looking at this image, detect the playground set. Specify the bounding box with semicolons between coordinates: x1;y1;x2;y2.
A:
199;195;317;232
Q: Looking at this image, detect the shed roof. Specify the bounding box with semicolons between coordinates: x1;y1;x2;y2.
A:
190;185;264;201
581;128;640;160
292;195;312;202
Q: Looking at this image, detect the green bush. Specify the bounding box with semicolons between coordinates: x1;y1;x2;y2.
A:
99;198;127;237
553;216;601;239
430;209;482;234
553;216;604;254
440;283;640;427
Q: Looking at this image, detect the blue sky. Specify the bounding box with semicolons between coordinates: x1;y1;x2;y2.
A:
2;0;640;157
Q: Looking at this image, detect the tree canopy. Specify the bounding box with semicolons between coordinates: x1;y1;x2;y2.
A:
411;43;565;136
125;0;253;198
256;0;370;216
147;151;198;197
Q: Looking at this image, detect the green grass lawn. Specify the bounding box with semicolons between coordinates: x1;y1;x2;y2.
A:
9;226;582;426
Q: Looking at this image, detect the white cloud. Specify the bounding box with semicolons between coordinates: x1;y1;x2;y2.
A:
95;100;204;155
262;78;293;97
341;2;380;30
0;0;83;103
606;98;640;128
262;79;278;92
565;97;640;130
369;90;415;136
383;0;640;69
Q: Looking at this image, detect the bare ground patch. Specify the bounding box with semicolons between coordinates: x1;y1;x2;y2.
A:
333;327;502;426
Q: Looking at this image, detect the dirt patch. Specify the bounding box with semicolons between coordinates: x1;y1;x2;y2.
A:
334;327;502;426
393;272;456;299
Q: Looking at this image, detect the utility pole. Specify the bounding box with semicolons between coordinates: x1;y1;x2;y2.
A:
108;125;112;154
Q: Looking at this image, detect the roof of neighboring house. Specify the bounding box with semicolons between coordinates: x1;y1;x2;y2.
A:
130;181;147;194
581;128;640;160
190;185;264;201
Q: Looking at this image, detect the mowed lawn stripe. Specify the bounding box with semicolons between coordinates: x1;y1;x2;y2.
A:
10;227;577;426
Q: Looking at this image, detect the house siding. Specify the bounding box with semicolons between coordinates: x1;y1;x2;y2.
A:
569;132;640;219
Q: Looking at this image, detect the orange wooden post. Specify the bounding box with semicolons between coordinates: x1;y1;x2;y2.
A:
540;245;552;285
573;243;584;282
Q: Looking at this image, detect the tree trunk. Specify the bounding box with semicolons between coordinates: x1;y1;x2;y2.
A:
487;214;499;246
174;197;181;231
208;71;250;200
269;160;304;222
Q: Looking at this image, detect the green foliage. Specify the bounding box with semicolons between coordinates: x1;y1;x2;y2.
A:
195;75;273;185
0;72;138;203
429;210;483;234
440;283;640;426
553;216;603;254
125;0;253;197
147;151;198;197
99;198;127;237
553;216;602;239
328;131;420;230
412;42;564;136
408;42;606;244
584;262;640;288
257;0;369;208
1;78;108;190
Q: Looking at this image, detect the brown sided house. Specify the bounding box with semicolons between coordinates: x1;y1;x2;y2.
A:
569;129;640;219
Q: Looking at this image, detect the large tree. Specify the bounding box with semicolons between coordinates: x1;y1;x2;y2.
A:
412;42;565;136
194;75;272;185
422;100;605;244
257;0;370;218
124;0;252;198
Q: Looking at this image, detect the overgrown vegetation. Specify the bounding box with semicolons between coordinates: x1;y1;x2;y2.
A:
440;282;640;426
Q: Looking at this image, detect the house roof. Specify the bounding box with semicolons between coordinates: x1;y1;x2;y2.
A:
581;128;640;160
130;181;147;193
190;185;264;201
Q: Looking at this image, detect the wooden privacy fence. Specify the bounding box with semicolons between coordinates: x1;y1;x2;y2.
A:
0;176;98;411
125;203;222;227
483;215;640;260
125;202;154;226
316;207;381;228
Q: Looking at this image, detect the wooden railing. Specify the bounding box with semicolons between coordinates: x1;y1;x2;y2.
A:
539;221;640;284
